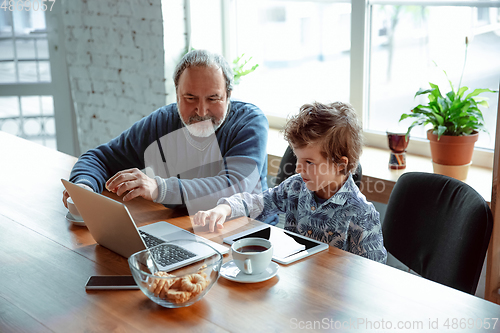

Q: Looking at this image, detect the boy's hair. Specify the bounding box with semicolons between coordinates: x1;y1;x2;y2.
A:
283;101;363;174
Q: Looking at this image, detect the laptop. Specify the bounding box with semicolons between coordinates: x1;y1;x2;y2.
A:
61;179;229;271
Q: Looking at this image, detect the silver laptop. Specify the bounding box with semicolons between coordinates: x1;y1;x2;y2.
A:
61;179;228;271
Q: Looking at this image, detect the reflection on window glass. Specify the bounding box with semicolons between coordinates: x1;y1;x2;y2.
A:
0;10;13;36
0;7;51;83
0;39;14;60
44;117;55;134
23;118;41;136
12;3;46;35
368;5;500;150
41;96;54;115
0;97;20;118
231;1;351;120
18;61;39;82
1;119;20;135
0;62;16;83
38;61;51;82
0;96;56;150
16;39;36;59
21;96;41;116
0;7;55;150
36;38;49;59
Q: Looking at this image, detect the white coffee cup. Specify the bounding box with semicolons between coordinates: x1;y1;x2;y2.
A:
231;238;273;275
67;197;82;220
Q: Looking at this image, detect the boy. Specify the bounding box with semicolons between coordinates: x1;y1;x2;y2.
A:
193;102;387;263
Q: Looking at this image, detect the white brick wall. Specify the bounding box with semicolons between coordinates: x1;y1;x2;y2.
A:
61;0;169;153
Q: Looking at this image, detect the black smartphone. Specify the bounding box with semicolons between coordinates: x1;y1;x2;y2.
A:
85;275;139;290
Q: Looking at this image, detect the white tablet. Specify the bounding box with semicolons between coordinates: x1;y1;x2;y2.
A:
223;224;328;265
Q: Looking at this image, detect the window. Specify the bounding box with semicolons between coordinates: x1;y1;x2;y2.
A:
188;0;351;126
0;7;51;83
0;96;55;148
0;5;56;149
187;0;500;165
367;3;500;151
230;0;351;124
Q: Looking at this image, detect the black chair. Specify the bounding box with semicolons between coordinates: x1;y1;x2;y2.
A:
274;145;362;187
382;172;493;295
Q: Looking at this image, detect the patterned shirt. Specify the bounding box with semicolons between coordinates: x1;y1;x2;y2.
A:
219;174;387;263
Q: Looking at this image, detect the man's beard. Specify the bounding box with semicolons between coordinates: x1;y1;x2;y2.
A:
179;104;229;137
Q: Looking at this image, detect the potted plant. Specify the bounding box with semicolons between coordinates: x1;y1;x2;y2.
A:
400;37;497;180
180;49;259;85
232;53;259;85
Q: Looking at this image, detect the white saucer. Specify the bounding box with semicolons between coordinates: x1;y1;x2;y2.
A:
65;212;86;227
220;260;279;283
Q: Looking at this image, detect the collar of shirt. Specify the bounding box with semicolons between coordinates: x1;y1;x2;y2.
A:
304;174;355;207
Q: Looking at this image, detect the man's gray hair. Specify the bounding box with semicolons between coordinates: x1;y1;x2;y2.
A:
173;49;234;97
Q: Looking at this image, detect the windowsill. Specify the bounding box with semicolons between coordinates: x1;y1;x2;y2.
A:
359;146;492;205
267;128;493;205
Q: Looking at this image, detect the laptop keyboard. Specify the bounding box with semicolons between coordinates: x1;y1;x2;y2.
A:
139;230;165;247
139;230;197;267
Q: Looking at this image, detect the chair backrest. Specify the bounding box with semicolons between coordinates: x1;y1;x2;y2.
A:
382;172;493;294
274;146;362;187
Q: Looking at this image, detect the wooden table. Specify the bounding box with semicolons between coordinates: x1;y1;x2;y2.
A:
1;131;499;333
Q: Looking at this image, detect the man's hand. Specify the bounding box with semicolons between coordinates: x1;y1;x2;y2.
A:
192;204;232;232
106;168;158;202
62;183;93;208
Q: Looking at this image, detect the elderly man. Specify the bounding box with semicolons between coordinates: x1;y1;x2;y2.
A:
63;50;268;214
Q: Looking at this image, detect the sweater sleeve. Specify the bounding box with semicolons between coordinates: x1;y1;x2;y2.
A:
217;175;295;220
69;108;163;193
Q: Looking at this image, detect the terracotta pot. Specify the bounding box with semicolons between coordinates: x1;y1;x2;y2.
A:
427;130;478;166
432;161;471;181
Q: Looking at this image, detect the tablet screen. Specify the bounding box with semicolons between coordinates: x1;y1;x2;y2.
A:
224;224;329;264
232;227;319;252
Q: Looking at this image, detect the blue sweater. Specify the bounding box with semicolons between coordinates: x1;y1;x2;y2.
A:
70;101;269;211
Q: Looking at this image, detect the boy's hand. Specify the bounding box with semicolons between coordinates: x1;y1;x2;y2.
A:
193;204;232;232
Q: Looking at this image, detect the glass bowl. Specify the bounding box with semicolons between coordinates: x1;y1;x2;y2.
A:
128;239;222;308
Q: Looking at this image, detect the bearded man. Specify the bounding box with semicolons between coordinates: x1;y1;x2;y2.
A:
63;50;268;214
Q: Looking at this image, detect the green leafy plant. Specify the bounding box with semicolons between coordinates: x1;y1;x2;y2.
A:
232;53;259;85
400;38;497;140
180;49;259;85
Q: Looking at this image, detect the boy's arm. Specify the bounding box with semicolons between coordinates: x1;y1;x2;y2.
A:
69;109;162;193
193;174;300;233
218;175;295;220
348;210;388;264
